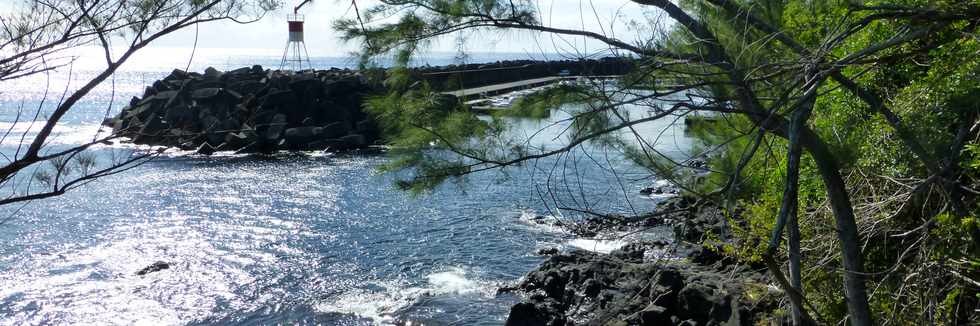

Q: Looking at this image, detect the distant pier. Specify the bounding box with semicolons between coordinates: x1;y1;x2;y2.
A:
442;75;621;100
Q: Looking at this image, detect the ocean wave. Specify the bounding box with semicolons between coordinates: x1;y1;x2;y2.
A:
642;179;679;200
515;209;568;234
564;238;630;254
315;267;494;325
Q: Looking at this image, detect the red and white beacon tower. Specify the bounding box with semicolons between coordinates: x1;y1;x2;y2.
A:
279;0;313;71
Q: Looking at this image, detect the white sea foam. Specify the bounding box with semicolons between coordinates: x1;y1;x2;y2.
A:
643;179;679;200
516;209;568;234
565;238;630;254
315;267;492;325
426;267;486;295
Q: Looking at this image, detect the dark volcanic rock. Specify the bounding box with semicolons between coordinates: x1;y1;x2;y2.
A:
284;126;318;146
109;67;383;154
639;183;678;196
136;261;171;276
536;247;559;256
673;201;730;243
503;197;778;326
506;302;555;326
108;59;637;153
504;249;777;326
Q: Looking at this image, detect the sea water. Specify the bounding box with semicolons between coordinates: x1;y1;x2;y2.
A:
0;48;694;325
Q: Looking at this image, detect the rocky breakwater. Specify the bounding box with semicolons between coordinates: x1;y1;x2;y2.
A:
104;66;381;154
503;197;782;325
416;57;635;91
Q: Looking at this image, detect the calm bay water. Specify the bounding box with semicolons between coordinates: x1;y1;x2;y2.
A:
0;48;693;325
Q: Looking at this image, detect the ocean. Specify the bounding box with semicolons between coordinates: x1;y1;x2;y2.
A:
0;47;694;325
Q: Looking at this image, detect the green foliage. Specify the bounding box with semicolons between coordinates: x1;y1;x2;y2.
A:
364;77;494;193
966;144;980;171
346;0;980;322
366;78;630;192
667;0;980;322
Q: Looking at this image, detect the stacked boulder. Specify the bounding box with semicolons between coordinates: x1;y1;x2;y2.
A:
104;66;381;154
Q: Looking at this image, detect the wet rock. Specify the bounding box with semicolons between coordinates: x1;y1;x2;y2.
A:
688;158;708;170
109;67;380;154
196;142;217;155
640;183;679;196
505;302;555;326
638;304;670;325
191;88;222;100
673;203;729;243
227;66;252;76
308;138;347;151
505;197;777;326
284;126;318;145
223;131;251;150
536;247;559;256
565;215;626;237
204;66;222;79
164;69;188;82
340;134;367;148
261;114;288;142
688;245;730;266
262;89;295;107
320;121;349;139
136;261;171;275
356;118;377;134
506;249;773;326
108;60;633;153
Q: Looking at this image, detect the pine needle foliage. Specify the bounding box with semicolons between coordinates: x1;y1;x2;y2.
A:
340;0;980;323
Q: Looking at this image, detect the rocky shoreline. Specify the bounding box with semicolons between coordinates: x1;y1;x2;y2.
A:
501;196;784;325
102;59;770;324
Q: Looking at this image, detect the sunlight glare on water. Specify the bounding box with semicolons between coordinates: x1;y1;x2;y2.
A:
0;48;695;325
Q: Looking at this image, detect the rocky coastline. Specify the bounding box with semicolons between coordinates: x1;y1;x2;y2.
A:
102;58;769;324
501;196;784;325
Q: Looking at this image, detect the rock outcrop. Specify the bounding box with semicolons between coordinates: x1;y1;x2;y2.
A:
135;261;171;276
104;66;382;154
503;197;780;325
503;249;778;326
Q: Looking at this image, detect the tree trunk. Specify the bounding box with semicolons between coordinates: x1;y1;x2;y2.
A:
801;130;874;326
769;91;815;325
628;2;874;323
786;100;808;326
788;211;804;324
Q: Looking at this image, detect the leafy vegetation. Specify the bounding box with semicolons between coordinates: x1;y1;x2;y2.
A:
341;0;980;324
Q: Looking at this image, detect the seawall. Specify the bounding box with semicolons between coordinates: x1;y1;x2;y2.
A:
104;58;634;154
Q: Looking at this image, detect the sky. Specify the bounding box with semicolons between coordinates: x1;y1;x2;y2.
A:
0;0;668;67
146;0;665;56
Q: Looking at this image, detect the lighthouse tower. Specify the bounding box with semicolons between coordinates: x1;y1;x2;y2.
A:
279;13;312;71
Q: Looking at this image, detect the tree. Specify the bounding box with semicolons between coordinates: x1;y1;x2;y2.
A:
0;0;276;210
340;0;980;324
